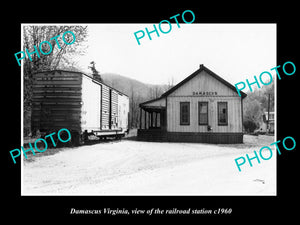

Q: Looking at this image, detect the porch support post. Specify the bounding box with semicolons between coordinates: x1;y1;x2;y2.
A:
144;110;147;129
139;108;142;129
148;112;150;129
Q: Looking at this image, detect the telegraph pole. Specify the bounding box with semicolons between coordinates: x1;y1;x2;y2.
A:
267;94;270;134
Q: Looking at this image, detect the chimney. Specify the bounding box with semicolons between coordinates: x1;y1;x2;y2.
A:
200;64;204;69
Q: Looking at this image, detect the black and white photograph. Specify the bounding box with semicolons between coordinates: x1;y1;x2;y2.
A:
20;23;277;195
4;5;298;219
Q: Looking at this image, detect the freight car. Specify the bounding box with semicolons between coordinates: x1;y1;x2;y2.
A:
31;70;129;146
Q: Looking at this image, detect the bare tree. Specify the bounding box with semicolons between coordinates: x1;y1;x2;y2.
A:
23;25;88;135
167;76;175;90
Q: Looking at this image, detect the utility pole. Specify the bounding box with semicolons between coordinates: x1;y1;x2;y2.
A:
267;93;270;134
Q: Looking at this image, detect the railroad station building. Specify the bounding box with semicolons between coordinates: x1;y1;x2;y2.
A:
137;64;247;144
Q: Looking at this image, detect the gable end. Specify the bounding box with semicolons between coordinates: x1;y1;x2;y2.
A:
161;64;247;98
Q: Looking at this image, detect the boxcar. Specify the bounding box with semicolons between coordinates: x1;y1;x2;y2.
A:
31;70;129;145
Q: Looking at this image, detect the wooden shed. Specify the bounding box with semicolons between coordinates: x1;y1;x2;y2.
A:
137;64;247;144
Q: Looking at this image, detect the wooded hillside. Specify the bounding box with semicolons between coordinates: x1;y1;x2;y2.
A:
101;73;170;128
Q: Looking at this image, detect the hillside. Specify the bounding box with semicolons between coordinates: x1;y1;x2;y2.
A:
101;73;169;100
100;73;170;128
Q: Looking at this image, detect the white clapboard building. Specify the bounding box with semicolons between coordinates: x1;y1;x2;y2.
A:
138;64;247;143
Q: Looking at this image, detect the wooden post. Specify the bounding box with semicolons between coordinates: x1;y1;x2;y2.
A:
148;112;150;129
144;110;147;129
267;94;270;134
139;108;142;129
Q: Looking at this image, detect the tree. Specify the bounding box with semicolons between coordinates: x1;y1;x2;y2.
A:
242;82;275;133
88;61;102;82
167;76;175;90
129;86;143;129
23;25;88;135
243;98;262;132
149;85;163;99
23;25;87;73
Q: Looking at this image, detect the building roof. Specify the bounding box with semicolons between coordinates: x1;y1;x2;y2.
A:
161;64;247;98
139;64;247;109
140;96;165;106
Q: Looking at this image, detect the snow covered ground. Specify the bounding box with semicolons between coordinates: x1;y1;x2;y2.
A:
22;135;276;196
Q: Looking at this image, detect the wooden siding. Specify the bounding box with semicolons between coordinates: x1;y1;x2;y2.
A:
81;76;101;131
101;86;119;129
32;70;129;136
167;132;243;143
138;65;245;143
166;69;242;133
111;90;118;129
167;96;242;133
118;94;129;131
169;70;239;97
31;71;82;132
101;85;110;129
137;129;243;144
137;129;168;142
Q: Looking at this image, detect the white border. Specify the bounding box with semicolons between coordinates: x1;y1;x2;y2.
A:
21;23;24;195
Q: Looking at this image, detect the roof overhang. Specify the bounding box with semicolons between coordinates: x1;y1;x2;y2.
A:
139;96;166;112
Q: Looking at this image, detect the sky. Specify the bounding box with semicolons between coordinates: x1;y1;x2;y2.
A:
77;23;276;86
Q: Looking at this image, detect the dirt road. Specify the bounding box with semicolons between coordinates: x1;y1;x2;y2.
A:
22;135;276;195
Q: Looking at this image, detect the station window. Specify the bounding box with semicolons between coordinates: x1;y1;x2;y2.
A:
218;102;228;125
198;102;208;125
180;102;190;125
